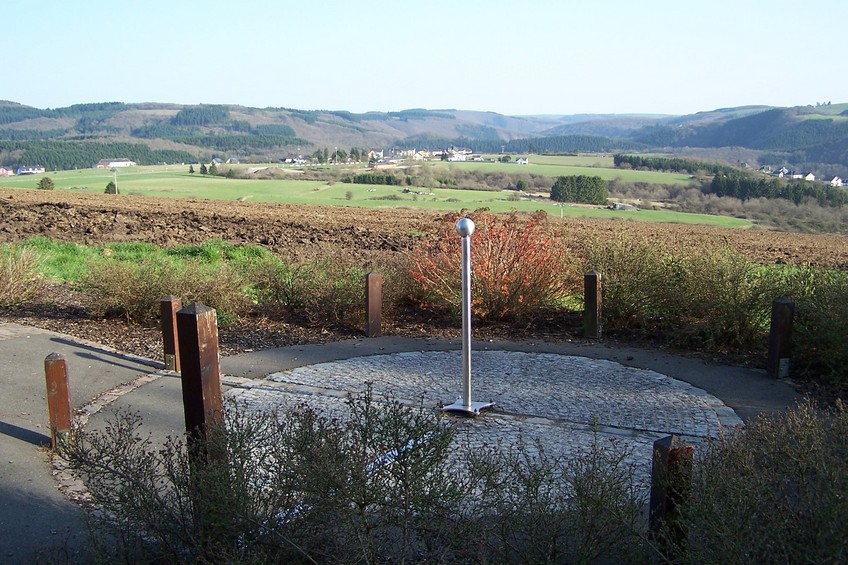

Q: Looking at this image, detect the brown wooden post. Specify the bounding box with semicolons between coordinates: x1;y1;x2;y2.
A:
176;302;224;456
583;271;602;339
650;435;695;555
161;295;182;372
767;295;795;378
176;303;228;539
365;271;383;338
44;352;73;451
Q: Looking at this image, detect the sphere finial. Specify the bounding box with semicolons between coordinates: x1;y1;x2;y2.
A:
456;217;475;237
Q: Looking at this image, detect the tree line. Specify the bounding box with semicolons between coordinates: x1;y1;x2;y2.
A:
171;105;230;126
0;102;127;126
397;135;644;155
342;173;403;186
709;173;847;206
0;140;196;171
166;134;305;152
550;175;609;205
613;154;740;176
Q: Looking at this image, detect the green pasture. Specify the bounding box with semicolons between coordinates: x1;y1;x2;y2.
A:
430;159;696;185
1;165;749;228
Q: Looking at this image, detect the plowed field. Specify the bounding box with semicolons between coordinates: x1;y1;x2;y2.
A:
2;188;847;267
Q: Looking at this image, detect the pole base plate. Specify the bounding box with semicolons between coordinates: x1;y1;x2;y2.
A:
442;400;495;417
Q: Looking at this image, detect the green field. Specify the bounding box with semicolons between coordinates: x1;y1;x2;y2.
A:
435;158;695;185
1;162;750;228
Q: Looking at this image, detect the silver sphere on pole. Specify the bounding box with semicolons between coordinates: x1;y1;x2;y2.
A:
456;217;475;237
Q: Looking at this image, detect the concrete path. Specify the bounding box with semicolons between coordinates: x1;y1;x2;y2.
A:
0;323;161;564
0;324;800;563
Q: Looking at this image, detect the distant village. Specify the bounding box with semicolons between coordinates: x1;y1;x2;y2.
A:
756;165;843;187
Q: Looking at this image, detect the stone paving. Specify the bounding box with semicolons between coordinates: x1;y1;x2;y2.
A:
223;350;744;486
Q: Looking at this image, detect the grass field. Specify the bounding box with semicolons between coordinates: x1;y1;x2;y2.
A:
434;157;696;185
0;161;750;228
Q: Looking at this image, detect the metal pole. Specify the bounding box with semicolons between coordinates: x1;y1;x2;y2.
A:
460;226;472;407
443;217;493;417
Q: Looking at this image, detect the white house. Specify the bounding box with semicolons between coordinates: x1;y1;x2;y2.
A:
284;154;306;165
16;165;45;175
96;159;136;168
516;157;529;165
803;172;816;182
830;176;844;187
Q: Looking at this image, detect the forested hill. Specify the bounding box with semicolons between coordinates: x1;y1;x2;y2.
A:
0;100;846;176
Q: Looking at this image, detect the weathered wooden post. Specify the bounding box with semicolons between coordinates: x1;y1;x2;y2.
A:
176;302;228;540
44;352;73;451
767;295;794;378
365;272;382;338
161;295;182;372
650;435;695;555
176;302;224;457
583;271;602;339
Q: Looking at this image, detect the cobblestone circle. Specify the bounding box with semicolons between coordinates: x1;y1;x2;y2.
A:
224;350;743;486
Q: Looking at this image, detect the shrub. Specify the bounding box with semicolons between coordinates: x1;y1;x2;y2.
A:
674;245;786;349
248;255;368;327
790;267;848;395
585;233;679;331
64;389;462;563
0;246;44;307
587;234;785;350
679;401;848;563
63;389;651;563
82;257;249;323
37;176;55;190
467;436;649;563
408;211;579;321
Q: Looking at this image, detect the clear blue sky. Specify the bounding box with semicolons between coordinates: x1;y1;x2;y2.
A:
4;0;846;116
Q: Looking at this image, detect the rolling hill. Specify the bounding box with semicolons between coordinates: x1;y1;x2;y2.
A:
0;100;846;178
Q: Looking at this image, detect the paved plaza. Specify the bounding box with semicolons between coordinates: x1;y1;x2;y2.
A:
1;325;799;563
225;349;744;484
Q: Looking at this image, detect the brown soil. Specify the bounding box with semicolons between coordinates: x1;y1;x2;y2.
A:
1;187;847;364
3;188;847;267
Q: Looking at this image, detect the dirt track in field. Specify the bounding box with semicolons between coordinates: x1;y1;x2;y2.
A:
1;188;847;267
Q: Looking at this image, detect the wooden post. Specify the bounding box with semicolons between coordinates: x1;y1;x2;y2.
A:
767;296;794;378
650;435;695;555
365;271;383;338
161;295;182;372
176;303;229;540
176;302;224;456
44;352;73;451
583;271;602;339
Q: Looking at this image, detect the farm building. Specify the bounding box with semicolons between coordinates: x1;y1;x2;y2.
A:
0;167;13;176
96;159;136;168
16;165;45;175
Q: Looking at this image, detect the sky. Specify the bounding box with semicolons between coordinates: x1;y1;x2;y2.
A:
4;0;846;116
